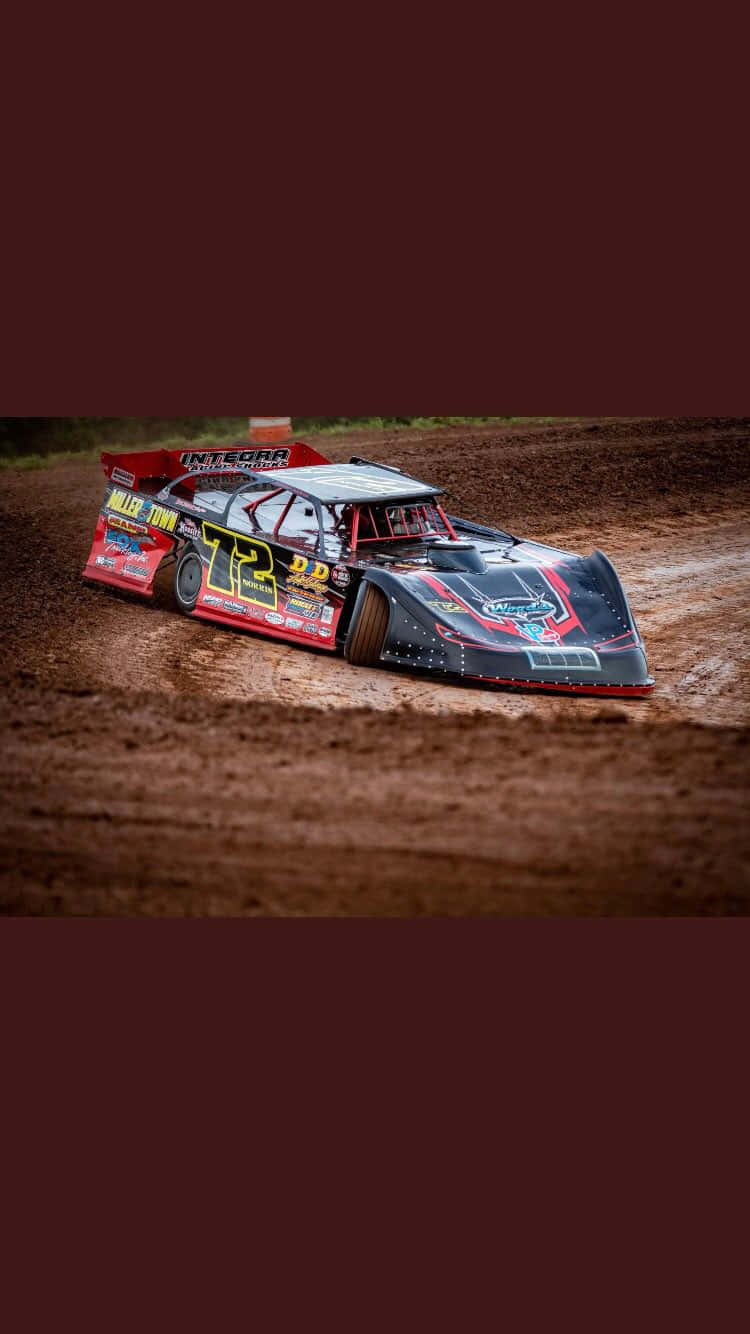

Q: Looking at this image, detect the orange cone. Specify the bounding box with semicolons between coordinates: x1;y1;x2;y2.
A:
249;417;293;444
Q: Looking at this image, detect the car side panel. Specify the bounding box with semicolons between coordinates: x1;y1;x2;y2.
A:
190;521;355;649
82;485;181;595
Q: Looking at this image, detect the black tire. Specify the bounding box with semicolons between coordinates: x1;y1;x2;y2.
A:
175;548;203;615
345;583;390;667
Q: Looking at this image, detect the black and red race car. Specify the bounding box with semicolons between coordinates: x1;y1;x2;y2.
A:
83;440;654;697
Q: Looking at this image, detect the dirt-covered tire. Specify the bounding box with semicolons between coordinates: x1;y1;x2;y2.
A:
345;583;390;667
175;548;203;615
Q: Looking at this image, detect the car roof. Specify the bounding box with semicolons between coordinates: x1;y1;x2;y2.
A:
257;463;443;505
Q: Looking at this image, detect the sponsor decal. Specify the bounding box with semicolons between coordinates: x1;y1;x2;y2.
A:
482;596;561;645
246;606;264;619
145;503;179;535
321;606;335;625
107;514;149;537
303;623;318;636
95;555;116;570
289;554;330;583
285;617;304;630
107;489;178;535
124;564;149;580
105;527;146;557
223;601;246;615
107;489;143;520
427;600;464;614
203;594;223;607
286;596;322;620
179;448;291;472
318;627;332;638
112;467;136;487
287;575;326;597
332;565;351;590
265;611;284;626
178;517;202;542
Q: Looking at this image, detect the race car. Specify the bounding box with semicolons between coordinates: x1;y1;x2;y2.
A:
82;440;654;697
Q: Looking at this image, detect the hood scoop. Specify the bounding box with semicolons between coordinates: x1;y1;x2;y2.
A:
427;541;487;574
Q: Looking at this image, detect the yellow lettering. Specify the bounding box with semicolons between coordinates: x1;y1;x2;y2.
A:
291;554;307;575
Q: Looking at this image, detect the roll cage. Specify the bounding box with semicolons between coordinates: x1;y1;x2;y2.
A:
159;467;458;559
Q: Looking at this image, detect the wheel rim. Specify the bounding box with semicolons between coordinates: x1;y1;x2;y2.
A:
178;555;202;605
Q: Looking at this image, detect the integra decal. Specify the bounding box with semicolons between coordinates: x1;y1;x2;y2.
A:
179;448;291;472
106;489;178;535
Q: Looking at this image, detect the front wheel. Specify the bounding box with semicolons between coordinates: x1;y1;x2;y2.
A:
175;547;203;615
345;584;390;667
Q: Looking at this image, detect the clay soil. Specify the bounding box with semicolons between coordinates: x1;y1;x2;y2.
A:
1;416;749;915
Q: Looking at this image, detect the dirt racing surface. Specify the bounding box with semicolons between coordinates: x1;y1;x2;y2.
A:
1;416;749;915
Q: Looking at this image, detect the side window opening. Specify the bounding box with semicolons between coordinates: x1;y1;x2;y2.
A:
277;496;321;551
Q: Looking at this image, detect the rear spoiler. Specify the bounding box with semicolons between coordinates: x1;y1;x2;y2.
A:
100;439;331;490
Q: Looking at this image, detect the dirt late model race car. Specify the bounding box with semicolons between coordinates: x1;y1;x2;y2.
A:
83;441;654;697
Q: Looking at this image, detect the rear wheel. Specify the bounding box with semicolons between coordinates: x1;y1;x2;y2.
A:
345;584;390;667
175;548;203;614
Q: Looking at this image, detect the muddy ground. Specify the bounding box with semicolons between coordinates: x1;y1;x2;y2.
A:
1;416;749;915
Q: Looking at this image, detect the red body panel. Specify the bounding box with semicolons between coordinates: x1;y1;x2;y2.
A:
82;511;177;596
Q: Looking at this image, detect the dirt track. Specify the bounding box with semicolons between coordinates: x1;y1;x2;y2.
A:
1;417;749;915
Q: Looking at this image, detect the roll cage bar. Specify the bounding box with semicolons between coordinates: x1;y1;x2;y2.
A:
159;467;457;559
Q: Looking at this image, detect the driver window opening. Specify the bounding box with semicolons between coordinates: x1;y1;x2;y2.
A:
277;496;321;550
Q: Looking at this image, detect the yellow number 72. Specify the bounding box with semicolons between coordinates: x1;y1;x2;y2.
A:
202;522;278;610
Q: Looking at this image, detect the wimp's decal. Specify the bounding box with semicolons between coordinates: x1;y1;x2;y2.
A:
482;595;561;645
482;596;557;623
